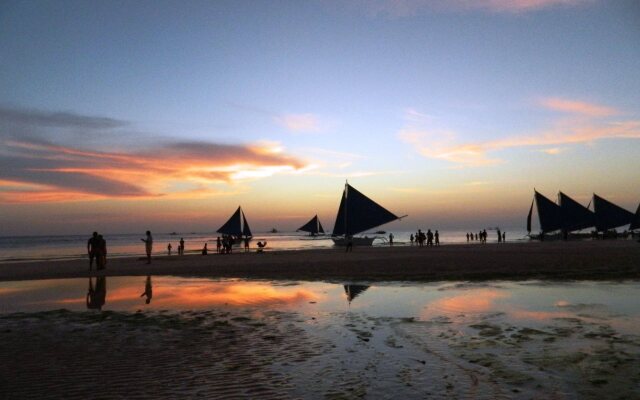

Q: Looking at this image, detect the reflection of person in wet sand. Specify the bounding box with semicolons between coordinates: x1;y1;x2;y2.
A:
140;275;153;304
86;276;107;311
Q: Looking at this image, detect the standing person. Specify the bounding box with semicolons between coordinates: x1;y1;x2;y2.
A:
244;236;250;252
466;232;470;242
179;238;185;255
502;232;506;242
96;234;107;270
483;229;487;243
202;243;208;255
87;232;100;271
216;237;222;254
435;230;440;246
497;229;502;243
141;231;153;264
167;243;172;256
389;233;394;246
410;233;414;246
426;229;434;247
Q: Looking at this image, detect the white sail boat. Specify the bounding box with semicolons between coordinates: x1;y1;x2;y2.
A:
331;183;405;246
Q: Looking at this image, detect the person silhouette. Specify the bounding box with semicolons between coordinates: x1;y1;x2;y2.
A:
502;232;506;242
87;232;100;271
435;230;440;246
140;275;153;304
257;241;267;253
179;238;185;255
426;229;434;247
167;243;172;256
141;231;153;264
410;233;414;245
244;236;250;252
96;234;107;270
202;243;208;255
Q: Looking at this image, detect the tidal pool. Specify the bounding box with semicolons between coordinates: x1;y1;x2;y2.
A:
1;278;639;399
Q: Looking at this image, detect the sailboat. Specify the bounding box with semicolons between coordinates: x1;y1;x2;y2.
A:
593;194;634;232
217;206;252;242
297;214;325;237
331;183;405;246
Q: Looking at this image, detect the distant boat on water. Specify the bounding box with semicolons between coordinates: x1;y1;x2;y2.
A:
217;206;252;242
297;214;325;237
270;228;278;233
331;183;406;246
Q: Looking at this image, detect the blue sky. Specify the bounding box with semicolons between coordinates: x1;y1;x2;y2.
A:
1;0;639;235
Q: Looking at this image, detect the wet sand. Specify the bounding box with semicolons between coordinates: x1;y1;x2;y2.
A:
1;241;639;282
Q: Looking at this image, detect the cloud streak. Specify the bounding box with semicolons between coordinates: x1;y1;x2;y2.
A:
345;0;591;17
275;113;322;133
399;99;640;166
0;108;308;203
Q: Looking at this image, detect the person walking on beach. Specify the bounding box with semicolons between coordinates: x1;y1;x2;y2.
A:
244;236;250;252
202;243;208;255
179;238;185;255
435;230;440;246
497;229;502;243
167;243;172;256
502;232;506;242
466;232;470;242
426;229;434;247
410;233;414;245
87;232;100;270
216;236;222;254
389;233;394;246
141;231;153;264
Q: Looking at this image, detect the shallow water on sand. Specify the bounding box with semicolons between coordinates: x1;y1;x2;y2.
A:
1;278;639;399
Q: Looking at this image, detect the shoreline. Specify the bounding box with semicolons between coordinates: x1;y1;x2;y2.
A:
1;241;639;283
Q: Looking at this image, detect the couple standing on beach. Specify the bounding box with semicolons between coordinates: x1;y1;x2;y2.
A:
87;232;107;270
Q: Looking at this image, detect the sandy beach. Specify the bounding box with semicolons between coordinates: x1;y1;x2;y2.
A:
1;240;639;282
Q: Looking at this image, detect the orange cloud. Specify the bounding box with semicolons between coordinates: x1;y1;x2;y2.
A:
539;97;619;117
1;139;307;203
399;104;640;166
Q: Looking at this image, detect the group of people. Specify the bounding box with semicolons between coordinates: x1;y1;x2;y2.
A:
410;229;440;247
167;238;185;256
87;232;107;270
466;229;506;243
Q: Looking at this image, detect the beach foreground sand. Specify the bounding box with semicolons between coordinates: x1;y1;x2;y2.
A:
1;241;639;282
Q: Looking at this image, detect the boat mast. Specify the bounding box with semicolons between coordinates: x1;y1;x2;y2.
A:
344;181;348;238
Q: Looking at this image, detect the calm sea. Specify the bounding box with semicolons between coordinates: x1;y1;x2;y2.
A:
0;229;530;263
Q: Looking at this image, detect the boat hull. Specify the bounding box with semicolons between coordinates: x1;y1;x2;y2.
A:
332;236;376;246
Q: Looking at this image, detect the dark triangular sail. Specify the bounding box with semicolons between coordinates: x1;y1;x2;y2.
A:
558;192;595;232
344;284;369;303
593;194;634;231
332;184;400;236
217;206;243;236
298;215;324;235
534;191;561;233
526;199;534;233
241;210;252;237
630;203;640;231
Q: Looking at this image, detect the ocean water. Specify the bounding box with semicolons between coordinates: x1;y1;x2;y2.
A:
0;229;530;263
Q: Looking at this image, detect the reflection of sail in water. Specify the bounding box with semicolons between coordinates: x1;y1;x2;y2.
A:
86;276;107;310
140;275;153;304
344;284;369;304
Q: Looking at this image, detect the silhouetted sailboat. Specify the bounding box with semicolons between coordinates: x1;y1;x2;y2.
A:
629;203;640;231
528;190;562;234
297;214;325;236
217;206;252;240
593;194;634;232
332;183;405;246
558;191;595;232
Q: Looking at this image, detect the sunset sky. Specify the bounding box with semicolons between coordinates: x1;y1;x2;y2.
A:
1;0;639;235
